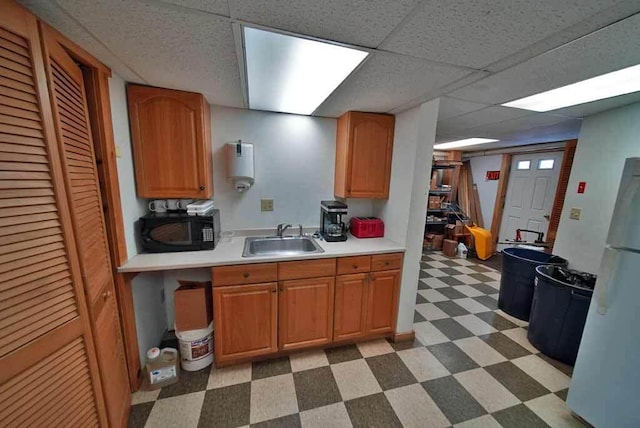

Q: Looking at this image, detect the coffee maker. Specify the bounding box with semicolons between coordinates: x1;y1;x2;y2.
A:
320;200;348;242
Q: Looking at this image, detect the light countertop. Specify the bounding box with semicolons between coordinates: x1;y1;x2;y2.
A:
118;234;405;273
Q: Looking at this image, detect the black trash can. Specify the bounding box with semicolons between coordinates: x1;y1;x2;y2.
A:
498;247;567;320
528;265;596;365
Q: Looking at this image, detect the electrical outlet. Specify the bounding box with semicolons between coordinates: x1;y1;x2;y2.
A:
261;199;274;212
569;207;582;220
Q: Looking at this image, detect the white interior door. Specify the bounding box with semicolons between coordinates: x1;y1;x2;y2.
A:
498;152;564;250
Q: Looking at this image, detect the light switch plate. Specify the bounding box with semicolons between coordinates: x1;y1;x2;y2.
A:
261;199;274;212
569;207;581;220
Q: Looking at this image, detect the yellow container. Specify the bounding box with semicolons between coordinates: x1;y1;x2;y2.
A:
466;225;493;260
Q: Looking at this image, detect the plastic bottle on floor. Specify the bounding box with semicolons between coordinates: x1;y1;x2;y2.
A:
457;242;468;259
145;347;180;390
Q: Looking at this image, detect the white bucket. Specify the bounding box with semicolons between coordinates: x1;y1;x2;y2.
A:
175;322;214;371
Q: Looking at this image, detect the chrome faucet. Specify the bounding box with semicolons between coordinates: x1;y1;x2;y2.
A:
276;223;292;237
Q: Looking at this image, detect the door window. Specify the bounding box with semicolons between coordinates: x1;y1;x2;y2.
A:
516;160;531;170
538;159;555;170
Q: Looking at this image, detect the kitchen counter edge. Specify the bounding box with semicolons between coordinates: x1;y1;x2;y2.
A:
117;236;406;273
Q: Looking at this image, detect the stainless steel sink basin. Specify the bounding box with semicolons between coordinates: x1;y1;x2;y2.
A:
243;236;324;257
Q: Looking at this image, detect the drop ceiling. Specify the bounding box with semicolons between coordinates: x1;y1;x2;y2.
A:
19;0;640;151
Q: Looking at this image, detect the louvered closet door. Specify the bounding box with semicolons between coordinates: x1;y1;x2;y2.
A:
43;28;130;428
0;1;104;427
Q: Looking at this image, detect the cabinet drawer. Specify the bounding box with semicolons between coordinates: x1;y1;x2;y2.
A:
337;256;371;275
212;263;278;286
371;253;403;271
278;258;336;281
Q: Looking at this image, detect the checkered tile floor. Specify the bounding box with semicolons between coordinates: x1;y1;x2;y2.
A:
129;252;583;428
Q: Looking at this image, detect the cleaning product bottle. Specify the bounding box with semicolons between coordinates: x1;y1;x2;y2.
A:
145;347;180;390
457;242;468;259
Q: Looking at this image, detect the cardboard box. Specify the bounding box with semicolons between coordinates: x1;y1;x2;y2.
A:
428;196;444;209
425;233;444;251
442;239;458;257
174;280;212;331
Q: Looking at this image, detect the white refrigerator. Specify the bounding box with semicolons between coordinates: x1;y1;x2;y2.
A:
567;157;640;428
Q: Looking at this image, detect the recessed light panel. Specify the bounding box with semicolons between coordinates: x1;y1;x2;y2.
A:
244;27;368;115
502;64;640;112
434;138;499;150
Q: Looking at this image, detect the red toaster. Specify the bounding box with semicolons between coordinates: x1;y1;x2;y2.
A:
350;217;384;238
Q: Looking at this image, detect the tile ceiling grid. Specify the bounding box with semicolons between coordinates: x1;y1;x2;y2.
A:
17;0;640;150
53;0;245;107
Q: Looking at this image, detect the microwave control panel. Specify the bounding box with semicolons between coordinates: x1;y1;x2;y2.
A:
202;227;214;242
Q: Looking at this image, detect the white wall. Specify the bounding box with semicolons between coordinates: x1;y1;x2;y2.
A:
111;74;166;364
211;106;372;231
469;154;503;228
110;73;147;256
554;102;640;273
374;99;440;334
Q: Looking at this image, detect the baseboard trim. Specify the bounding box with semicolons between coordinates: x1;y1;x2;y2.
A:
393;331;415;342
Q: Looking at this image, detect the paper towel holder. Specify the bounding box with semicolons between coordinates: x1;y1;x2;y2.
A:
226;140;255;192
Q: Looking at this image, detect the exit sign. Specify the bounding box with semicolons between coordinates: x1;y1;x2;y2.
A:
486;170;500;181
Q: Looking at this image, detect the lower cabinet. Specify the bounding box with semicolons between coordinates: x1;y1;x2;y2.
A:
279;277;335;351
367;270;401;335
212;254;402;365
334;273;368;341
213;282;278;364
334;270;401;341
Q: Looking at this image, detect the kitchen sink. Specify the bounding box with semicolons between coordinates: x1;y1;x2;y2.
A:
242;236;324;257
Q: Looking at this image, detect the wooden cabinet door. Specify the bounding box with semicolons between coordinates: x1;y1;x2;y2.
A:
213;283;278;364
334;274;368;342
336;112;394;199
366;270;401;335
0;2;106;425
42;27;130;427
279;277;335;351
127;84;212;198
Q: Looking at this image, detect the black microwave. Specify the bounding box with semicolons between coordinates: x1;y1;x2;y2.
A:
138;210;220;253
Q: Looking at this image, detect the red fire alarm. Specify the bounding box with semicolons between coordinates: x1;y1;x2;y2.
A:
577;181;586;193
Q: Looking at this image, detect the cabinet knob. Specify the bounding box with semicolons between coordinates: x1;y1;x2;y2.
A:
353;264;358;269
279;286;284;292
103;290;112;300
199;185;205;190
385;261;390;266
271;288;276;293
243;272;250;278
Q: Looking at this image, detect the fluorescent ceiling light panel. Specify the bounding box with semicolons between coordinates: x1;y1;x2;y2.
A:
244;27;368;115
434;138;499;150
502;64;640;112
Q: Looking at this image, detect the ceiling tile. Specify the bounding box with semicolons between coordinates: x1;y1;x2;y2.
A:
484;0;640;72
467;113;576;135
462;120;582;151
156;0;229;16
437;97;488;121
19;0;142;82
314;52;470;118
381;0;620;69
55;0;244;107
552;92;640;118
450;13;640;105
229;0;418;48
436;105;531;135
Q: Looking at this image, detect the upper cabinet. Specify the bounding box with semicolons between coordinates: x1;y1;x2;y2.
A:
334;111;395;199
127;84;213;198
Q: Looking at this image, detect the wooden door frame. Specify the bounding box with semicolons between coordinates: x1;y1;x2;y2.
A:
489;141;577;253
37;23;141;391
